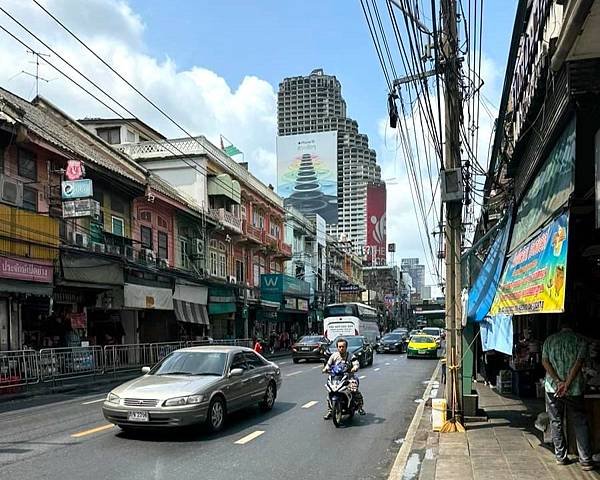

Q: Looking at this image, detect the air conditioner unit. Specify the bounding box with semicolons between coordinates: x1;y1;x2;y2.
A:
193;238;205;256
71;231;89;248
91;242;105;253
142;248;156;263
227;275;237;284
106;245;121;256
0;175;23;206
159;258;170;269
124;245;135;260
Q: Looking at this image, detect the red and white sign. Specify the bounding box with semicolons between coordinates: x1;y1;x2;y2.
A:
0;257;53;283
65;160;85;180
366;183;387;266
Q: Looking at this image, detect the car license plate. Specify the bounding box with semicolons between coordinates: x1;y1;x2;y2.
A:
384;346;389;350
127;411;149;422
418;350;427;355
302;347;310;351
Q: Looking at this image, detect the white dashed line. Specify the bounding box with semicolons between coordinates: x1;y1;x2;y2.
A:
81;397;106;405
278;361;289;365
373;368;381;372
286;371;302;377
302;401;319;409
394;358;398;361
234;430;265;445
359;375;366;379
385;362;391;366
311;365;322;370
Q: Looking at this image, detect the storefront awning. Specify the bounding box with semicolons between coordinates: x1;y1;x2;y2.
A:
467;211;512;323
0;279;52;296
174;300;209;325
124;283;173;310
173;284;208;304
208;302;236;315
259;299;280;310
480;314;513;355
61;251;124;285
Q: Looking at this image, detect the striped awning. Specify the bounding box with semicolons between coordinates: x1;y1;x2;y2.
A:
174;299;210;325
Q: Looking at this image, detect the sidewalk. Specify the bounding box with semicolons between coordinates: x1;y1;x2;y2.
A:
397;375;600;480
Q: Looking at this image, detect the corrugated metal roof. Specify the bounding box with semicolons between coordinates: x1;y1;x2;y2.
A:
0;87;146;185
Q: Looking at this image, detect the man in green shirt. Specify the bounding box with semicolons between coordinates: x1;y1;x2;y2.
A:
542;322;594;471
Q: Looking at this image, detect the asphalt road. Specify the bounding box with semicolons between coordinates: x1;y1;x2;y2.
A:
0;352;438;480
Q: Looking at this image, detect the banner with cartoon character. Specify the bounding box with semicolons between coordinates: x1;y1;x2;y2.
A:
490;211;569;315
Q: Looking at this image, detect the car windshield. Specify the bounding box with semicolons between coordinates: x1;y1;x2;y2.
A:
422;328;440;336
150;351;227;376
331;336;363;347
411;336;435;344
382;334;402;341
298;336;323;343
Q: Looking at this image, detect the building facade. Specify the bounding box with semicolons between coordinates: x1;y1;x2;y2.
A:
277;68;382;254
400;258;425;297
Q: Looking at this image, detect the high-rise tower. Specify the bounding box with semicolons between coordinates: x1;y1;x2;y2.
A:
277;68;382;254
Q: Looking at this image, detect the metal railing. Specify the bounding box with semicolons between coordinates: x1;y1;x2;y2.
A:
0;350;40;390
0;339;254;391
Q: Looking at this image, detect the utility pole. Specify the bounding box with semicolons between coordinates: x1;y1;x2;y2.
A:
441;0;463;418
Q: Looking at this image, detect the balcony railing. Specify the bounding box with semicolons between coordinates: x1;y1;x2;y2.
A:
243;221;263;244
278;240;292;258
209;208;242;234
264;231;278;245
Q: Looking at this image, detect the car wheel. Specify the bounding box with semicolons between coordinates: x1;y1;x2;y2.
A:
293;358;299;364
260;381;276;411
206;396;226;433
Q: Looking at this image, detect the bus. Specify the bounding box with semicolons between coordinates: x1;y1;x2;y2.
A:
323;302;380;343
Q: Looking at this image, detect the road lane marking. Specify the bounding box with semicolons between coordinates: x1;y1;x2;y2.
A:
278;361;289;365
81;398;106;405
234;430;265;445
373;368;381;372
311;365;322;370
286;371;302;377
71;424;114;438
301;401;319;409
359;375;366;379
385;362;391;366
394;358;398;361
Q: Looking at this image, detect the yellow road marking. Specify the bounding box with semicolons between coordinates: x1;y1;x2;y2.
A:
71;424;114;438
234;430;265;445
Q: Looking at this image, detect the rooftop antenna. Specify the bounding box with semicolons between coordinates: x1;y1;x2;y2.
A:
23;49;51;96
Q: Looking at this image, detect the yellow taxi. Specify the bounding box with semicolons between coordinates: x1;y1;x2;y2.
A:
407;334;438;359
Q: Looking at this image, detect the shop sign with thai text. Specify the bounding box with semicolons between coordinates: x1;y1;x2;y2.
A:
0;257;53;283
62;198;101;219
490;212;568;316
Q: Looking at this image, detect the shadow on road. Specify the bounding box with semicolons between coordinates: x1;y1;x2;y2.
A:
115;401;297;443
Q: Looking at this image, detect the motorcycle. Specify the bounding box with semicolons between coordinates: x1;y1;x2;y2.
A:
325;362;359;427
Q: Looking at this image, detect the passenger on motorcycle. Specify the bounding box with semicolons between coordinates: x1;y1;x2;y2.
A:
322;337;365;419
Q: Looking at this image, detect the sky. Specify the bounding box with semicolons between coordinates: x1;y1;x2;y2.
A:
0;0;517;291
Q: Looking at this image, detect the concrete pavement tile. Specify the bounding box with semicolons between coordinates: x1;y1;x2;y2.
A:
438;445;469;456
418;458;437;480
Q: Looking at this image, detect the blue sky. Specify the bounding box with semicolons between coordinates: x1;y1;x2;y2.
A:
129;0;517;152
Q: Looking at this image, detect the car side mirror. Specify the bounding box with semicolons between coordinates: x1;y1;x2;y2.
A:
229;368;244;377
141;366;151;374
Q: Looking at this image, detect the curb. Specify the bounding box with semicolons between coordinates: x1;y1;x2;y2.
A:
387;360;441;480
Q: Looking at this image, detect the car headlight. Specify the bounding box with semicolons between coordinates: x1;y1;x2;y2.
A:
163;395;204;406
106;392;120;404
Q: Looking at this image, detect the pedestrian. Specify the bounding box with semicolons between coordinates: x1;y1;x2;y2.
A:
542;321;594;471
253;337;263;355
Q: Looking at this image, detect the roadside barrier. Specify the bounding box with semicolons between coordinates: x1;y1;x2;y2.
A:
0;339;254;391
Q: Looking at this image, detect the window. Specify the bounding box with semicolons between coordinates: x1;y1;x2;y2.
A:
97;127;121;145
141;225;153;248
158;216;168;229
270;221;280;238
210;250;218;276
253;263;260;286
244;352;266;369
252;209;264;229
218;253;226;278
158;231;168;259
230;353;247;371
126;129;136;143
18;148;37;180
111;216;124;236
111;196;125;214
235;260;245;283
180;238;189;268
22;187;37;212
139;210;151;222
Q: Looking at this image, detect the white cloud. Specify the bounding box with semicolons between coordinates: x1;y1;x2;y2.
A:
0;0;277;185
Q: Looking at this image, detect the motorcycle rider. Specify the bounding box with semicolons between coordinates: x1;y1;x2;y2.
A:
322;337;365;419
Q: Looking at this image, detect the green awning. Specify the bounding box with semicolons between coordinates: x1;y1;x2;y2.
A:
208;302;237;315
207;174;241;204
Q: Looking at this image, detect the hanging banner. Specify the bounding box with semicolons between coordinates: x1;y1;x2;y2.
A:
490;212;569;316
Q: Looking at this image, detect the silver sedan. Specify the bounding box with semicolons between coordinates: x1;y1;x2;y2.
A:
102;346;282;433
